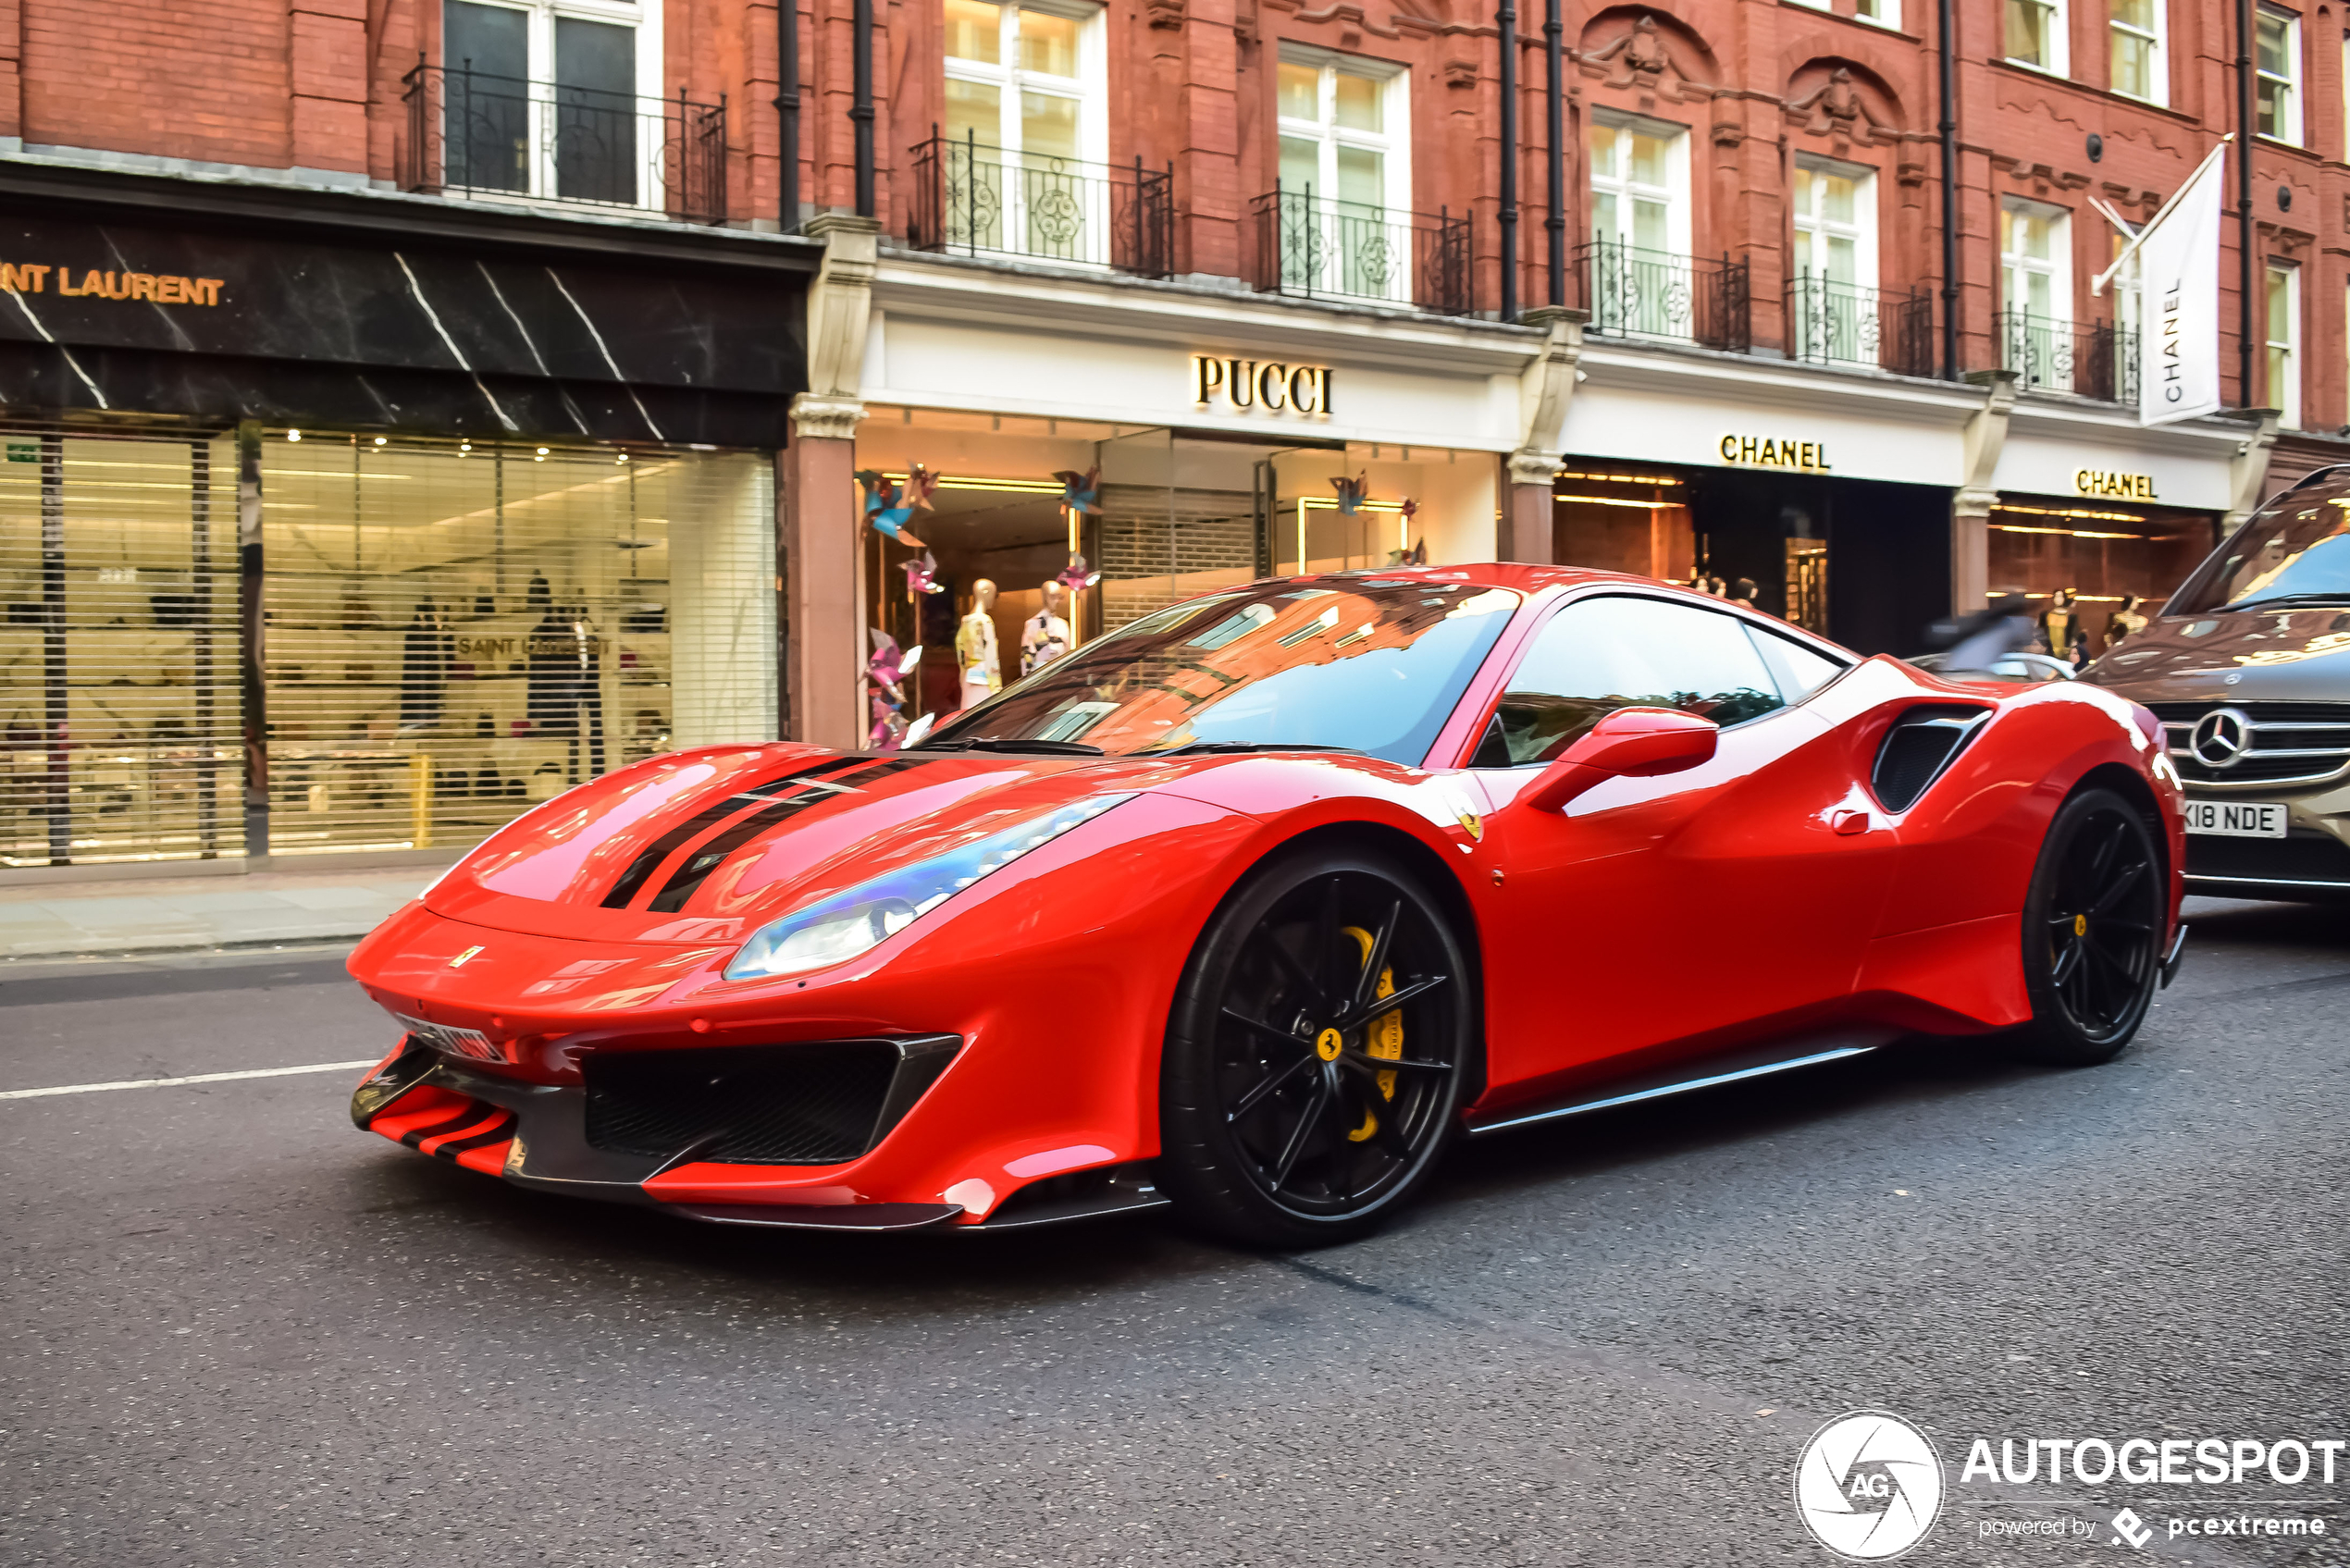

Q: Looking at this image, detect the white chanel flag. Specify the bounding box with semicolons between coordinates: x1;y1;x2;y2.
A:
2096;139;2228;427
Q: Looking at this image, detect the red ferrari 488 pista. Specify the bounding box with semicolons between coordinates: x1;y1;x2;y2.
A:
349;566;2185;1245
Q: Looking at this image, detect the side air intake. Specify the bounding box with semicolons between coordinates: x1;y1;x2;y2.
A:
1871;706;1991;814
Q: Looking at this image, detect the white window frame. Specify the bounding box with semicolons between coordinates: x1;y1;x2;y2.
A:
1999;198;2072;323
1999;197;2074;389
2109;0;2166;105
2256;6;2301;144
941;0;1108;167
2267;264;2301;426
1589;108;1691;260
1790;154;1877;291
443;0;663;208
1852;0;1900;31
1273;45;1410;218
2004;0;2069;77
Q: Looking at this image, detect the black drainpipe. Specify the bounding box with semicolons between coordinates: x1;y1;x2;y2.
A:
1499;0;1518;321
1936;0;1960;379
1543;0;1565;305
778;0;800;229
2236;0;2257;408
852;0;875;219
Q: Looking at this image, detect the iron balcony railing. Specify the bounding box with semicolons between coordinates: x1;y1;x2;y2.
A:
1994;312;2140;403
400;60;727;224
1574;240;1750;352
906;132;1173;278
1787;274;1935;377
1247;186;1475;316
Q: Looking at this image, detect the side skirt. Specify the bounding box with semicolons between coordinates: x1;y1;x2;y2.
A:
1465;1028;1899;1138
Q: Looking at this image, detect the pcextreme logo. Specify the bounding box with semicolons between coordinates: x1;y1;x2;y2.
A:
1795;1411;1947;1560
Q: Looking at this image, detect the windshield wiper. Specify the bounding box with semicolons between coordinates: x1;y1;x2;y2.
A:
1147;741;1364;757
915;736;1106;755
2223;592;2350;611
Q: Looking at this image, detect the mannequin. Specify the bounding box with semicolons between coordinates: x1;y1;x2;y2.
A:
1021;580;1071;676
1728;577;1758;610
2105;593;2150;651
2035;588;2089;667
957;577;1002;710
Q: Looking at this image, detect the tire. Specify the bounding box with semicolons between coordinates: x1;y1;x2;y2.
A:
1158;846;1475;1248
2008;786;2165;1067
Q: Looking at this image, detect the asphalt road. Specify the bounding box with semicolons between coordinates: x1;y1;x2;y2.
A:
2;896;2344;1568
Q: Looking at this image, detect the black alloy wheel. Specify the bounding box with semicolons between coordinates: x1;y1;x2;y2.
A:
2011;786;2165;1066
1158;847;1474;1246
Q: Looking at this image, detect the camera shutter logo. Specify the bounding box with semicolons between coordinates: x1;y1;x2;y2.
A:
1794;1411;1945;1560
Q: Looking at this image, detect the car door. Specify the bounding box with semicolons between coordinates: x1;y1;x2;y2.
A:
1466;594;1899;1096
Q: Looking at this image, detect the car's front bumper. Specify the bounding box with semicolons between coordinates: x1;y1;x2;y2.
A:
2181;782;2350;902
352;1037;1173;1231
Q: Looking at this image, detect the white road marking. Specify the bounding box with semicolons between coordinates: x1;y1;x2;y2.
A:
0;1060;377;1101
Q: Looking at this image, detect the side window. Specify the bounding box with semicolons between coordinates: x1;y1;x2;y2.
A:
1746;624;1847;703
1472;597;1785;766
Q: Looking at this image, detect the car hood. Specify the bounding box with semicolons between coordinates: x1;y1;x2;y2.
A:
2082;606;2350;703
419;742;1394;946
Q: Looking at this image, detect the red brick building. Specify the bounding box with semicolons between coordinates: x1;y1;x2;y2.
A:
0;0;2319;873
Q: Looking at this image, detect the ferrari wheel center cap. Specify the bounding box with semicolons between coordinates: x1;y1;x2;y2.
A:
1314;1027;1343;1062
2073;913;2088;937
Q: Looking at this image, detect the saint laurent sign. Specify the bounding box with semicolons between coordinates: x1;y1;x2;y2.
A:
2075;469;2158;500
1718;434;1832;472
0;263;225;304
1194;354;1334;415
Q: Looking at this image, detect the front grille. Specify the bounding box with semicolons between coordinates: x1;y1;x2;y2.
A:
2186;831;2350;886
583;1037;958;1166
2146;701;2350;785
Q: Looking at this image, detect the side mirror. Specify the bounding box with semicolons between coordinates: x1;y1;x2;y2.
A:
1520;707;1719;812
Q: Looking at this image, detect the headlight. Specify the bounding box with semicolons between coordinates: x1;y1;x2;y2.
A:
724;794;1135;981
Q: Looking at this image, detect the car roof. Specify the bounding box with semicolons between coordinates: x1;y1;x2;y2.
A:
1278;562;1676;596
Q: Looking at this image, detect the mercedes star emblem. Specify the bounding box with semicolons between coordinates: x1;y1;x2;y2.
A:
2190;707;2254;768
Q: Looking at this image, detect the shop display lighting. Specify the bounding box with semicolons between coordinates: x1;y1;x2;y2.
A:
1992;502;2142;524
1552;493;1668;509
286;429;301;441
881;471;1063;496
1554;470;1684;486
1989;524;2145;541
372;436;387;446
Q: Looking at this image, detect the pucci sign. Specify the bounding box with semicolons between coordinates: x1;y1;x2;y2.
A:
1194;354;1334;416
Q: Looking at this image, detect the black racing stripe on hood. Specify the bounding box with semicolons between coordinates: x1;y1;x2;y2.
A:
641;755;934;914
600;758;864;909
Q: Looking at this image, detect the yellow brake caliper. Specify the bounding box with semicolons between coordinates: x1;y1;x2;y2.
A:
1340;925;1402;1142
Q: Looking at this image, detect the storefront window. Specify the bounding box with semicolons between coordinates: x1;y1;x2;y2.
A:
1987;498;2216;658
1;431;241;868
258;436;772;858
856;410;1490;735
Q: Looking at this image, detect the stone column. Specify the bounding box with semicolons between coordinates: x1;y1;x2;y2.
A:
1950;369;2018;614
1499;305;1586;564
783;214;880;750
2220;408;2282;533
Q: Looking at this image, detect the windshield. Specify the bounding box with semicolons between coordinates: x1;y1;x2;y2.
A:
2168;474;2350;613
918;579;1522;763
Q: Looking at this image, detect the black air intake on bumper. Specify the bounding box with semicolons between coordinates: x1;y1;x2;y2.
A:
584;1035;960;1166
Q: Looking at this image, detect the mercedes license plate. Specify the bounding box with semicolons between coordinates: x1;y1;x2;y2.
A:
2183;800;2288;838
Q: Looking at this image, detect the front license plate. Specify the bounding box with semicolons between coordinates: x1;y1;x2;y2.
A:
2183;800;2289;838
